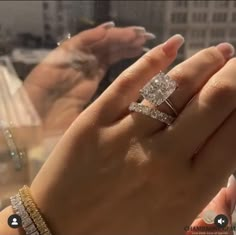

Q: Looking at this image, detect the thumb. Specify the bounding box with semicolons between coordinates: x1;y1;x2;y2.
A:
226;175;236;216
187;178;236;235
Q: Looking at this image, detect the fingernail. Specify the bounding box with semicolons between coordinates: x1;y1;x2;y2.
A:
216;42;235;60
227;175;236;213
143;47;150;53
162;34;185;56
100;21;115;29
133;26;146;35
144;32;156;40
227;175;236;188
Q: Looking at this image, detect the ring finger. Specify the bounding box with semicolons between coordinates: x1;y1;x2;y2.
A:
122;42;235;136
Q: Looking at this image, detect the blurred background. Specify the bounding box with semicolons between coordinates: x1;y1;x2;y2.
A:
0;1;235;82
0;1;236;222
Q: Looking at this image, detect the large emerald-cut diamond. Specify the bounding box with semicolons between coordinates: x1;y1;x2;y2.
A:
140;72;177;106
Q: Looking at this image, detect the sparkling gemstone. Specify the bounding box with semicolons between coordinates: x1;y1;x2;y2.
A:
31;231;40;235
23;217;32;227
27;224;37;233
140;72;177;106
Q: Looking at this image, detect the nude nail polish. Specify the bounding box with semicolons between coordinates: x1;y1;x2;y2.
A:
162;34;185;56
216;42;235;60
133;26;146;35
101;21;115;29
143;47;150;53
144;32;156;40
227;175;236;213
227;175;235;187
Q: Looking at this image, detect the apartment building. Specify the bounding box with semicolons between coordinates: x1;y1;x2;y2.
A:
111;0;236;63
0;1;95;46
164;0;236;58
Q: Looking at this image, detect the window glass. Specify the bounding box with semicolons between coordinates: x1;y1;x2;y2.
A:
43;2;49;10
1;0;236;215
189;42;205;49
191;29;206;38
211;28;226;38
193;1;208;7
214;1;229;8
212;12;227;23
230;28;236;37
232;12;236;22
174;1;188;8
171;12;188;24
192;12;207;23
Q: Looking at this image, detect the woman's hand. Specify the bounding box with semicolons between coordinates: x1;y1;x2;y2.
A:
30;34;236;235
187;176;236;235
23;22;154;133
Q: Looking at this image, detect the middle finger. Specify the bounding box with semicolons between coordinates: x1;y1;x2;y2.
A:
122;43;234;137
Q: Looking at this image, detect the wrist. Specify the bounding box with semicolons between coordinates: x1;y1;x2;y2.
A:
0;206;24;235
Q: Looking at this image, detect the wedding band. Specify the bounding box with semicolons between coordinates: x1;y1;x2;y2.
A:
129;102;175;126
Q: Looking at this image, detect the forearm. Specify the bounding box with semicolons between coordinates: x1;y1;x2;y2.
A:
0;206;24;235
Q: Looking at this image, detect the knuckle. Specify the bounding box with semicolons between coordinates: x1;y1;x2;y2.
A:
141;53;161;68
208;79;235;100
202;47;225;67
116;69;137;91
207;58;236;100
168;66;187;86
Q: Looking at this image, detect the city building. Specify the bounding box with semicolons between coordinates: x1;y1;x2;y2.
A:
0;1;95;47
110;0;236;63
0;1;44;45
164;0;236;58
0;1;235;73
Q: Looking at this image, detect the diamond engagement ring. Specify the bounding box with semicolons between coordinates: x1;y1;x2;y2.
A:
129;71;178;125
140;71;178;116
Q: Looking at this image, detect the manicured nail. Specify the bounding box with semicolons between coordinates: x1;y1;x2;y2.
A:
162;34;185;56
216;42;235;60
133;26;146;35
144;32;156;40
143;47;150;53
227;175;235;187
100;21;115;29
227;175;236;213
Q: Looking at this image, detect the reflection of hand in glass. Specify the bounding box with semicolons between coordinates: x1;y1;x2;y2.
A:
23;22;155;133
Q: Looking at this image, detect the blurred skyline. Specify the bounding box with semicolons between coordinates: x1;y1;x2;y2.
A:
0;0;235;78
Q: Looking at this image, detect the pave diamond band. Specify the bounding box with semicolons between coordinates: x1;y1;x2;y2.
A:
10;186;52;235
0;120;25;170
129;102;175;126
10;193;40;235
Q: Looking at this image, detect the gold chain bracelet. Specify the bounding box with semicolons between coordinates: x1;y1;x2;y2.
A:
19;186;52;235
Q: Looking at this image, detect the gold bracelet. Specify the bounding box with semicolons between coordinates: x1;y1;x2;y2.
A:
19;186;52;235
